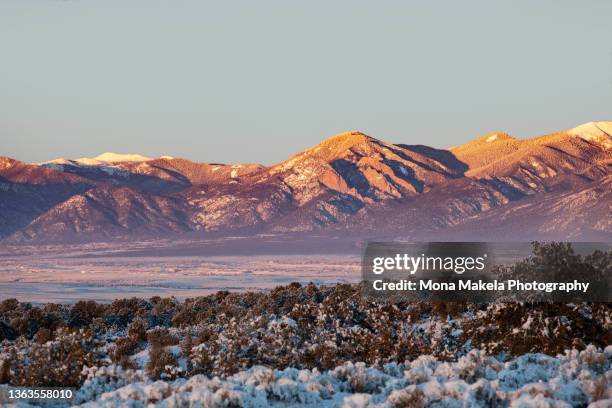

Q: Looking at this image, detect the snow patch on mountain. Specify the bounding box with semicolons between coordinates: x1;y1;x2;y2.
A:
41;153;153;167
86;152;152;163
568;122;612;149
43;158;74;165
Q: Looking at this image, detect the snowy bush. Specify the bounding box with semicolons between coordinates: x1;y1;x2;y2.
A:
64;346;611;407
0;282;610;406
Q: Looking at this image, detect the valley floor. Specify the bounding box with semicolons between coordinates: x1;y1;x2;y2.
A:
0;246;360;302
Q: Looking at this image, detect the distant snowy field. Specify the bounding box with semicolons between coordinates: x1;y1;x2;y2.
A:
0;253;360;303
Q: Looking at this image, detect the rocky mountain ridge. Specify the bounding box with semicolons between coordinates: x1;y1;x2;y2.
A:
1;121;610;243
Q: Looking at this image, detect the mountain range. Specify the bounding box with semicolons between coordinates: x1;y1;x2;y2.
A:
1;121;610;244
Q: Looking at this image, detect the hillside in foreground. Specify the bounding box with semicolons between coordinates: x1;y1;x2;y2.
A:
0;284;610;407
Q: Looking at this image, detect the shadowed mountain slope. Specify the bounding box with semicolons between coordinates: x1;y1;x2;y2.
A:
1;121;610;243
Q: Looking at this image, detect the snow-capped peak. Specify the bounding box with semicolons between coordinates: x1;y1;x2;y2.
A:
42;158;73;165
67;153;152;166
39;153;160;167
90;152;152;163
567;121;612;149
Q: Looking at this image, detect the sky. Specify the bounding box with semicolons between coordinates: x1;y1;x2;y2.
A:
1;0;611;165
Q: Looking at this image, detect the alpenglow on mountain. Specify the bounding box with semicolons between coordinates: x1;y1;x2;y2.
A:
1;121;610;243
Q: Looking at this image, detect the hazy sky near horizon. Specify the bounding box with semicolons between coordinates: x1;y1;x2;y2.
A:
1;1;611;165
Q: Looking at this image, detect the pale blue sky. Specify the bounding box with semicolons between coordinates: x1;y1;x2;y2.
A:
1;0;611;164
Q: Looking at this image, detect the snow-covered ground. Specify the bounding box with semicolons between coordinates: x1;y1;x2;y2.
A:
0;242;609;406
0;253;360;303
4;346;610;407
1;292;610;407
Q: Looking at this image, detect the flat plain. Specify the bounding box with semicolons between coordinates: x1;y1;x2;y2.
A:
0;240;360;303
